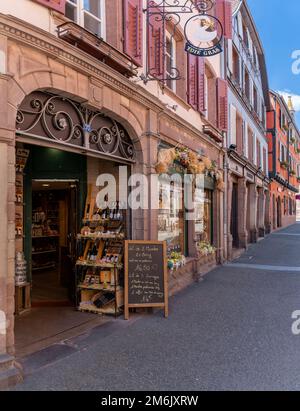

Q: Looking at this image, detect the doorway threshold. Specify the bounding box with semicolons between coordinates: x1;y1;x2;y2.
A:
15;307;110;359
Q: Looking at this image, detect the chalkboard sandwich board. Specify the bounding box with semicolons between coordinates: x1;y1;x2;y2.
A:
124;241;168;320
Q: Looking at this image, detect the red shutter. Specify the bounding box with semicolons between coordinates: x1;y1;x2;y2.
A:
217;78;228;131
187;54;198;110
32;0;66;14
215;0;232;40
124;0;143;67
198;57;206;114
148;3;164;79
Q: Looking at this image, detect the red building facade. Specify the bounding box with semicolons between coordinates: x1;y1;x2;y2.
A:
267;91;300;230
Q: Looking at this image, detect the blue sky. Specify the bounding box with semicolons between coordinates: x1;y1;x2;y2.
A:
247;0;300;125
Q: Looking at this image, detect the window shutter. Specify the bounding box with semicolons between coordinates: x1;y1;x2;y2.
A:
217;78;228;132
230;104;236;145
198;57;206;114
32;0;66;14
248;129;253;162
148;3;164;79
227;39;233;74
244;121;248;157
215;0;232;40
187;54;198;110
237;12;243;40
124;0;143;67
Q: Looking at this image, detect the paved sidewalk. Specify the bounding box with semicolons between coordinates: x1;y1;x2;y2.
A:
11;223;300;391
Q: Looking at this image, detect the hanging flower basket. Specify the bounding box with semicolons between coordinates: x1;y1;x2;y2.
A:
155;147;225;191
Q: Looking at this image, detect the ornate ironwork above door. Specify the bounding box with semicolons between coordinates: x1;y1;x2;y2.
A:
16;91;135;162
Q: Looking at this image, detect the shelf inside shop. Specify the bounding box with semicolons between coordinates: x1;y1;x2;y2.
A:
76;261;123;269
32;250;57;255
32;263;56;271
77;284;122;292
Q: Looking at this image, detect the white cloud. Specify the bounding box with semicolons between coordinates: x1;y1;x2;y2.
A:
277;90;300;112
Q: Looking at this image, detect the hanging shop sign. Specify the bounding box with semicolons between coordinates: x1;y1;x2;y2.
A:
124;241;168;320
184;13;223;57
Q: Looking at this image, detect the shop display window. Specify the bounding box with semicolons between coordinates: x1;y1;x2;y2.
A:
158;174;185;257
195;189;213;244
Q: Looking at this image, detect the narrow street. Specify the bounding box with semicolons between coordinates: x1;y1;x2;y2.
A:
12;223;300;391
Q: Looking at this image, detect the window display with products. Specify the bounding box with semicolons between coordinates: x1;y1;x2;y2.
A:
195;189;213;244
158;178;184;255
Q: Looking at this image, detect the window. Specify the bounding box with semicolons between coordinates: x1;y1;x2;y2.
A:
195;190;213;245
165;32;176;92
253;86;258;113
242;23;248;48
244;69;250;102
66;0;105;38
158;175;185;257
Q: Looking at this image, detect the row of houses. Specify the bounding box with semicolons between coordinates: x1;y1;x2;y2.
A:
0;0;299;387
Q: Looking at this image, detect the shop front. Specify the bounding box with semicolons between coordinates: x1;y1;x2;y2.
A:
13;90;139;354
0;13;225;386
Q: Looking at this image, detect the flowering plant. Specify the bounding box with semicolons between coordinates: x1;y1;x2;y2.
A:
197;241;216;256
167;252;186;271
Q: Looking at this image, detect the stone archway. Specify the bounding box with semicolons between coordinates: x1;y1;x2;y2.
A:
16;90;137;163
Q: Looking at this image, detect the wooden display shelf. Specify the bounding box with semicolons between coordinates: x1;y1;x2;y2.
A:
78;284;122;291
77;233;124;240
76;261;123;269
32;250;57;255
32;263;56;271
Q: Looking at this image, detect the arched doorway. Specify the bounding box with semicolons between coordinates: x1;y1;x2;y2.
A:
14;90;139;355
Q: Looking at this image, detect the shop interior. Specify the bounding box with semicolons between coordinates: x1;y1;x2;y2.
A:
31;179;78;306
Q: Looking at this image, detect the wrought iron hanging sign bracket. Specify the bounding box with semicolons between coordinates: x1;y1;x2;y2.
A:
141;0;224;85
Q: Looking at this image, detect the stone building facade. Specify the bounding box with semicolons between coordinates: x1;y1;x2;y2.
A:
0;0;232;386
224;1;270;260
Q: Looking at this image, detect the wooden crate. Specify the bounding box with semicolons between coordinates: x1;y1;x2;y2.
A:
79;288;124;315
15;283;31;315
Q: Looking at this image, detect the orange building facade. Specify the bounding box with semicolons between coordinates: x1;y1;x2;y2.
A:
267;91;300;230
